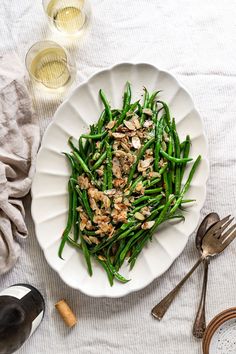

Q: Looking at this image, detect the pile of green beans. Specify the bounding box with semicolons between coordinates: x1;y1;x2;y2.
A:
58;82;201;286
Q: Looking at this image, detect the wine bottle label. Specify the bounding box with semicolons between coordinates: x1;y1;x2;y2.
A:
29;311;44;337
0;285;31;300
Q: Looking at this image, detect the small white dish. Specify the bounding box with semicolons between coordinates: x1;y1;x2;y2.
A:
31;62;209;297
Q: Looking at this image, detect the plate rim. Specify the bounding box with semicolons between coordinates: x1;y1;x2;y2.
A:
31;61;209;298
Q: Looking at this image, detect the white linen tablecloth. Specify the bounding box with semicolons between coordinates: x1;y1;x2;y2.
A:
1;1;236;353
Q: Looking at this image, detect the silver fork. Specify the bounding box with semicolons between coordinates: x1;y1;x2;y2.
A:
151;215;236;320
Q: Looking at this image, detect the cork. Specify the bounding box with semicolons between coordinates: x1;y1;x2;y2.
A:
55;299;77;328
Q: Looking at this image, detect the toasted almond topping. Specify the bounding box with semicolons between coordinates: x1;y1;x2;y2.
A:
98;255;106;261
149;171;161;178
114;150;127;158
132;136;141;149
113;178;126;188
141;206;151;216
135;181;144;192
132;116;141;129
158;159;167;168
143;120;153;128
138;157;154;171
89;236;100;245
106;120;116;129
93;215;110;224
83;235;92;244
124;120;136;131
120;142;130;152
114;196;123;204
142;108;153;116
134;212;145;221
85;220;94;230
112;157;122;178
163;131;170;142
104;189;116;196
89;198;98;211
123;198;131;206
112;132;126;139
77;175;90;189
141;221;155;230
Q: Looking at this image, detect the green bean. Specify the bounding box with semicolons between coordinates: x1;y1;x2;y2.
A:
157;100;171;128
163;170;169;200
127;137;155;185
106;142;113;189
81;235;93;276
143;177;161;188
171;119;181;195
69;136;82;157
96;257;114;286
132;195;152;205
144;187;162;195
91;151;107;171
148;90;161;109
102;166;107;191
82;230;97;236
81;131;107;140
82;190;93;221
160;149;192;164
170;155;201;215
78;137;86;161
72;190;79;241
99;89;113;121
114;83;132;128
129;100;140;112
97;111;107;133
181;199;196;203
140;88;149;125
72;150;92;175
154;117;165;171
58;180;74;259
180;135;191;181
129;175;143;194
67;237;82;250
107;261;130;283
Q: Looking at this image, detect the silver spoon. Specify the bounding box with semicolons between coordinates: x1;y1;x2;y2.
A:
151;215;236;320
192;212;220;338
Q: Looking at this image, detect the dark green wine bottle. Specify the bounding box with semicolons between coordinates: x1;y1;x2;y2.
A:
0;284;45;354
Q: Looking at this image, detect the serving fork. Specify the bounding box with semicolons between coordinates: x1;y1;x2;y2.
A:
151;215;236;320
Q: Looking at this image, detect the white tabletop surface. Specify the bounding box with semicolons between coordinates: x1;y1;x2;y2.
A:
1;0;236;353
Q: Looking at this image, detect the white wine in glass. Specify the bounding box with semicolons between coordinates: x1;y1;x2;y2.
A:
43;0;86;35
26;41;76;90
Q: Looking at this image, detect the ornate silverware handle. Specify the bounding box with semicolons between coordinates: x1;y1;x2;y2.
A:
192;259;209;338
151;257;203;320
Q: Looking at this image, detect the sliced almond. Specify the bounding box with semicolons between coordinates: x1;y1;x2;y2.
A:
83;235;92;245
124;120;136;131
115;150;127;158
89;236;100;245
134;212;145;221
132;136;141;149
135;181;143;192
132;116;141;129
112;132;126;139
106;120;116;130
98;255;106;261
104;189;116;196
142;108;153;116
143;120;153;128
120;142;130;152
149;171;161;178
141;221;155;230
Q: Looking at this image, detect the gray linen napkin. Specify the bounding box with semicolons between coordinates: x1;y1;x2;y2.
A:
0;53;40;274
